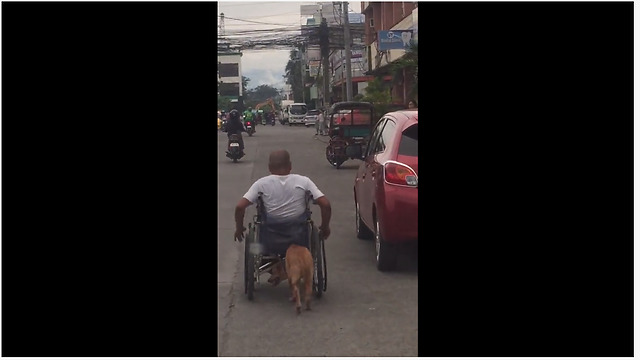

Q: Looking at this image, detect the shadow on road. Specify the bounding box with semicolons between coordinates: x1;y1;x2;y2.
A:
334;164;360;170
394;243;419;273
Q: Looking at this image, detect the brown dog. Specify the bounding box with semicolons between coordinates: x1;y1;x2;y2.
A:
285;244;314;314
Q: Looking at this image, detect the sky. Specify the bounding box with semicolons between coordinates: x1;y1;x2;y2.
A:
218;1;362;91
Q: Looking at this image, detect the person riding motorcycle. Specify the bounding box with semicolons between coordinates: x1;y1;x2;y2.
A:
226;109;246;155
243;107;254;125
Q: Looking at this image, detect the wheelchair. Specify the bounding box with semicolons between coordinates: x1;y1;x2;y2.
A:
244;190;327;301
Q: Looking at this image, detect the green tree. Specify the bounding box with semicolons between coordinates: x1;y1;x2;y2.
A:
390;42;418;99
242;76;250;93
251;85;280;102
218;96;232;111
285;48;304;103
361;77;392;117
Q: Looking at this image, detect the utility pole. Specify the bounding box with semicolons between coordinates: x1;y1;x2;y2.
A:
299;49;306;103
219;13;225;37
320;18;330;109
343;2;353;101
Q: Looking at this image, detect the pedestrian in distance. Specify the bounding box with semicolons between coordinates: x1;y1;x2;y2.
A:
316;110;325;136
407;99;417;109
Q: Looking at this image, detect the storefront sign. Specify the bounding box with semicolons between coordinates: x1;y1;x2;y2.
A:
378;30;414;51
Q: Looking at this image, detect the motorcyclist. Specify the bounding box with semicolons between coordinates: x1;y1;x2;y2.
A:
243;107;254;126
226;109;246;155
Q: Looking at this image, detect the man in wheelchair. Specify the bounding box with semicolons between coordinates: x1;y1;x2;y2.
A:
234;150;332;299
234;149;331;256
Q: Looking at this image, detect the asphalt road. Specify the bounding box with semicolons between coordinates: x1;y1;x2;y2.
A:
217;123;418;357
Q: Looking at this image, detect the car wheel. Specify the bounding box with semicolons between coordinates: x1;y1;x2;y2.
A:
356;200;374;240
375;215;397;271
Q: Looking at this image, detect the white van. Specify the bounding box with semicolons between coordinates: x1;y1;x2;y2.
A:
287;103;308;125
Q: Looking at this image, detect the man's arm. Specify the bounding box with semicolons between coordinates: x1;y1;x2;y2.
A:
315;196;332;239
234;197;253;241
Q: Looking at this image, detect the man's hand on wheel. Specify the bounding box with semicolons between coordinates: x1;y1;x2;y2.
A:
234;227;246;242
319;225;330;240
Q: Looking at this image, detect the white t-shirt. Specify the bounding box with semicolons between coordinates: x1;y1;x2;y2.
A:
243;174;325;220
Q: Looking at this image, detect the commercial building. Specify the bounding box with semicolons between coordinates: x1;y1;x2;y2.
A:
329;11;370;103
362;2;418;106
300;3;371;107
217;42;244;107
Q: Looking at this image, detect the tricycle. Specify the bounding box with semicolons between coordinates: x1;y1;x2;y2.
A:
325;102;375;169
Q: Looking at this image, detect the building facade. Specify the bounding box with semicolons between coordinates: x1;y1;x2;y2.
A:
217;45;243;106
362;2;418;106
328;11;371;103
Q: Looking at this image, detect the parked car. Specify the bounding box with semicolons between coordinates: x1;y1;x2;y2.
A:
352;110;418;271
304;109;321;127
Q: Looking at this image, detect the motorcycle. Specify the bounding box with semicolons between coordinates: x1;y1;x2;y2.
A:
245;121;255;136
261;117;267;126
226;134;244;163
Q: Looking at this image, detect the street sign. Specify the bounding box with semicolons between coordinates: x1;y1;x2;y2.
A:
348;13;365;24
378;30;414;51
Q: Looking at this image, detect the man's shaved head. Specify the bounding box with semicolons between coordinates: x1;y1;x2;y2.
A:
268;150;292;174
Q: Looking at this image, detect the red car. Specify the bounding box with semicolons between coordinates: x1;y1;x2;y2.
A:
353;110;418;271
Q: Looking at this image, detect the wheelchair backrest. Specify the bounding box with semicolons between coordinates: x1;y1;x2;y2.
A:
256;190;313;222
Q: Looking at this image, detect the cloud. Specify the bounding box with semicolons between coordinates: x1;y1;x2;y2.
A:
242;50;291;90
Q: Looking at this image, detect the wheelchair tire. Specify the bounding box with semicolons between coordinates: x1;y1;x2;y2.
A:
245;224;255;300
310;225;325;298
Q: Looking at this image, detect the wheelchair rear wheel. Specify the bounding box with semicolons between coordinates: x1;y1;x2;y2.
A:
310;225;325;298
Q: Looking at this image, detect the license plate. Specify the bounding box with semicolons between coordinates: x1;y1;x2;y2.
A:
230;143;239;147
247;126;252;129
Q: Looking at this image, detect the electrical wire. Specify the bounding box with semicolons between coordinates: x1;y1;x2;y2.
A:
221;15;299;26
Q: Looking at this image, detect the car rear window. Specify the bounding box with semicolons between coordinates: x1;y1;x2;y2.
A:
398;124;418;156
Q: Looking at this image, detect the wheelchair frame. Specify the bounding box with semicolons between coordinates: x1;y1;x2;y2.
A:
244;190;327;301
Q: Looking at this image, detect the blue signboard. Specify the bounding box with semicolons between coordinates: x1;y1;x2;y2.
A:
378;30;414;51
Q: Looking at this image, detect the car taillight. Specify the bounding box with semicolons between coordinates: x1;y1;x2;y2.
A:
384;161;418;187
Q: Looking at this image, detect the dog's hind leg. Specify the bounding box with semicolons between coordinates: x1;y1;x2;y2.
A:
288;274;302;314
